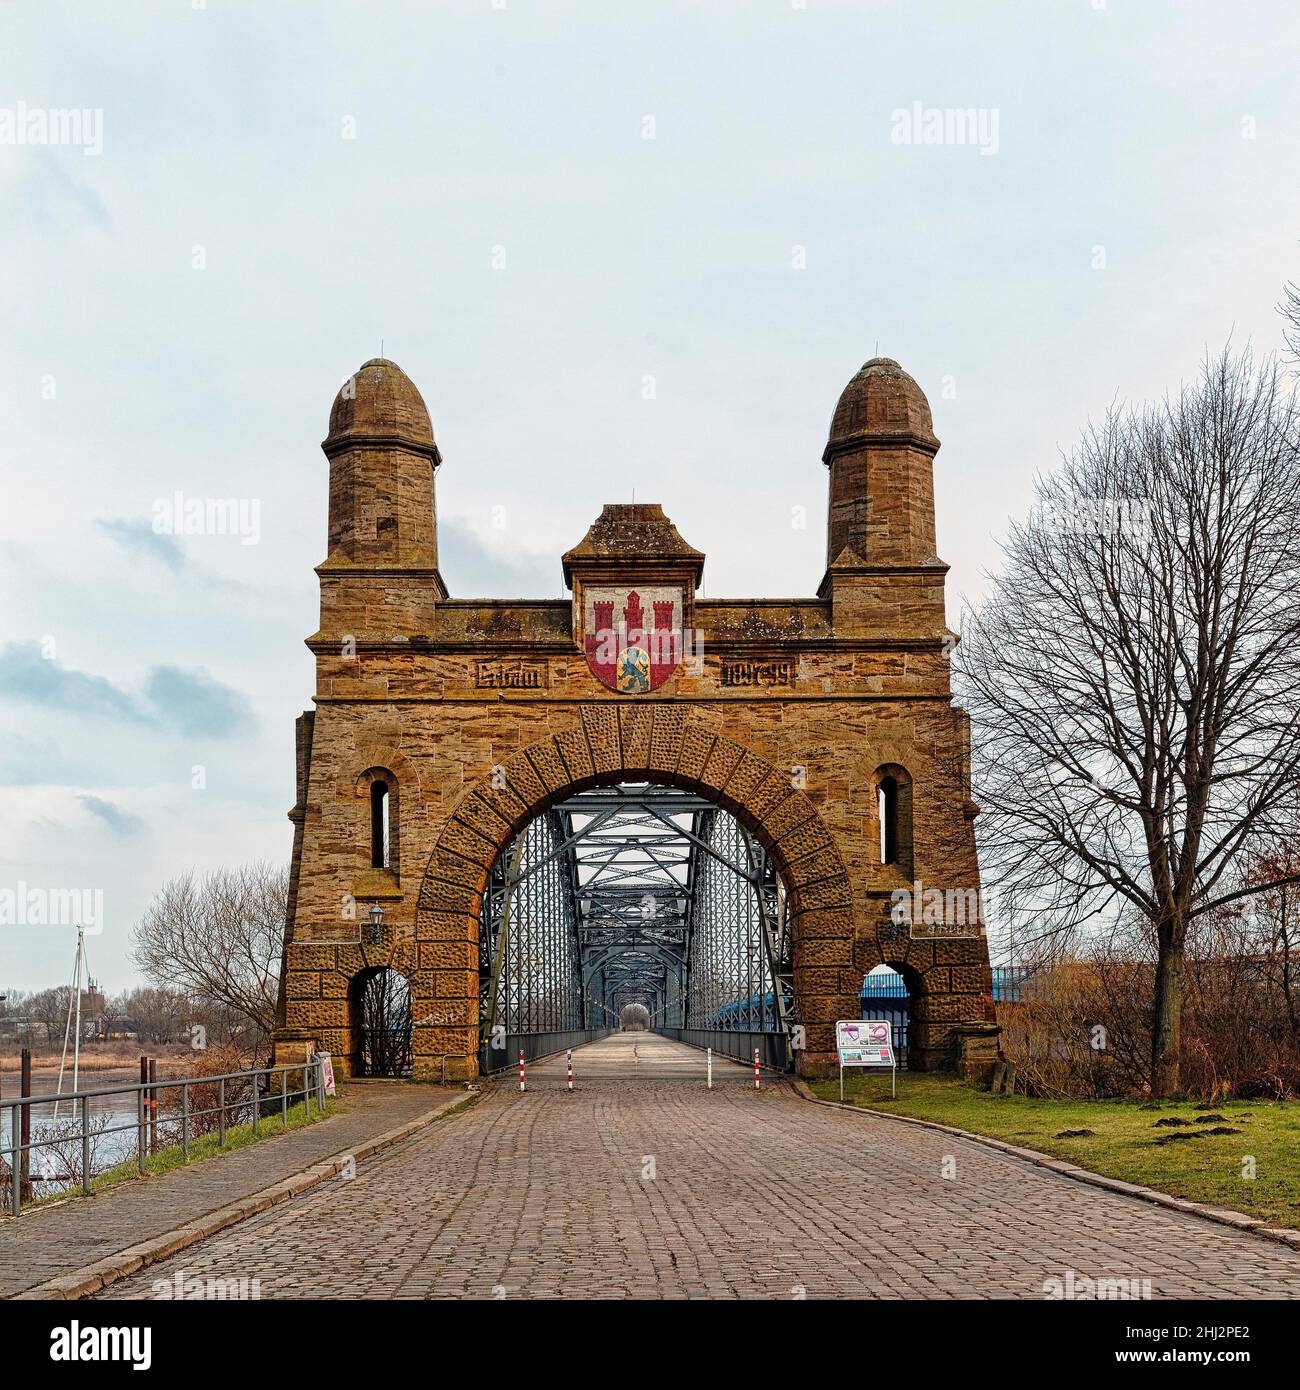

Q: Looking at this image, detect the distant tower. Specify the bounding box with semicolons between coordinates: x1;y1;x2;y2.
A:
319;358;446;638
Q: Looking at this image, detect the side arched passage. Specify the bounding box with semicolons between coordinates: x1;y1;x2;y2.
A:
350;965;413;1076
853;903;998;1075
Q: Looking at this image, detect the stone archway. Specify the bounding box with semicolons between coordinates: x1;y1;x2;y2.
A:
415;705;853;1081
349;965;414;1077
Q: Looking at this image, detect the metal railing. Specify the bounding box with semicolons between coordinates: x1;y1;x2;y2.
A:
655;1026;790;1071
2;1059;325;1217
479;1028;608;1076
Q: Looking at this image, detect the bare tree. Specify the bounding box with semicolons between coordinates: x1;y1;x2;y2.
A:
99;990;128;1040
1;988;33;1043
188;996;259;1051
0;987;31;1014
132;863;287;1050
959;348;1300;1096
1279;277;1300;366
1238;835;1300;1040
121;984;190;1043
25;987;74;1047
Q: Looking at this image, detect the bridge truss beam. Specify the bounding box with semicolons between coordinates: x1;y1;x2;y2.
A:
477;786;796;1054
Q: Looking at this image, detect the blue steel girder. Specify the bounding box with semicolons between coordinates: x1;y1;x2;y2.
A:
479;786;791;1038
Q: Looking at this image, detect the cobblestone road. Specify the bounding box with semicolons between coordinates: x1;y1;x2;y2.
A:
98;1034;1300;1300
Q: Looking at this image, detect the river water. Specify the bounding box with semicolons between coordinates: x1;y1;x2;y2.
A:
2;1067;173;1191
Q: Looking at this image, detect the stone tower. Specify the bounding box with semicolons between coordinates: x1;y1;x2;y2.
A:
318;358;446;641
819;358;949;646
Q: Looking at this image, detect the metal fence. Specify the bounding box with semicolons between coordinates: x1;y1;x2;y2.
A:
2;1059;325;1217
479;1028;608;1076
655;1026;790;1071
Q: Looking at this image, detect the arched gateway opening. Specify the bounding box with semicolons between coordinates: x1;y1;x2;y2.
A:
413;710;854;1080
476;780;796;1075
274;354;999;1085
350;966;413;1077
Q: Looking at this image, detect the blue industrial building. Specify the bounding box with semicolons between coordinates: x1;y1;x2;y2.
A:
860;966;1031;1063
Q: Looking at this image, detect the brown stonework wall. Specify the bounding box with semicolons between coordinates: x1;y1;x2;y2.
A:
275;356;997;1083
280;663;992;1080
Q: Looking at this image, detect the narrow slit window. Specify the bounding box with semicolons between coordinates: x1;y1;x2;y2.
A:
370;781;390;868
879;775;899;865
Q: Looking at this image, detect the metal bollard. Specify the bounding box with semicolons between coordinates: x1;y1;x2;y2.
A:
519;1050;526;1093
754;1048;760;1090
138;1056;148;1168
707;1047;713;1090
566;1049;573;1092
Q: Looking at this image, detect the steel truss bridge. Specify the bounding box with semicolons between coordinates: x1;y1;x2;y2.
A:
476;786;796;1074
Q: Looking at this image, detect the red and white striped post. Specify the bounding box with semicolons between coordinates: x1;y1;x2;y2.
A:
519;1050;526;1093
753;1048;761;1090
566;1049;574;1092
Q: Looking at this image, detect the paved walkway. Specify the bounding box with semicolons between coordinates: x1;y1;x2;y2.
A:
95;1034;1300;1300
0;1080;439;1298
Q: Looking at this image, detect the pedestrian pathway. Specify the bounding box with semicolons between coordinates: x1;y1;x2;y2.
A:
0;1080;444;1298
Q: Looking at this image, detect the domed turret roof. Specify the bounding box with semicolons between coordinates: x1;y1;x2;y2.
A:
823;357;938;461
325;358;440;460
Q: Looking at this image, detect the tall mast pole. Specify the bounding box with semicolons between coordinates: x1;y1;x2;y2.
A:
72;926;84;1094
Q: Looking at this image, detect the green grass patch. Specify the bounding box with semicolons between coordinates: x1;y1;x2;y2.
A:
808;1072;1300;1230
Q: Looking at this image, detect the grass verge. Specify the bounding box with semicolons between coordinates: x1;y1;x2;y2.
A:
19;1097;340;1207
808;1072;1300;1230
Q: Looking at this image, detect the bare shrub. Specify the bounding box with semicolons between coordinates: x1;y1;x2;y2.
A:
1000;903;1300;1099
28;1112;113;1191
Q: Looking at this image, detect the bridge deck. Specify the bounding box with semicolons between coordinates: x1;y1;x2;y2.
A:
527;1031;753;1085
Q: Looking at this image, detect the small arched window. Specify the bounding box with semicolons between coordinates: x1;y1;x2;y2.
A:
879;775;899;865
370;780;390;869
875;764;913;875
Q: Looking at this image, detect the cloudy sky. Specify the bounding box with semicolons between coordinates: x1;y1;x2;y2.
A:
2;1;1298;993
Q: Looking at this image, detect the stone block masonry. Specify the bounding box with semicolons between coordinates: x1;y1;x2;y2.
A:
275;354;997;1081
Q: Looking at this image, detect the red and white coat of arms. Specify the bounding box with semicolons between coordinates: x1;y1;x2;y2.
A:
583;586;683;694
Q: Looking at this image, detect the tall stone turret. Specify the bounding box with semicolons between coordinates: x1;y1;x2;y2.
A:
819;357;947;639
317;357;446;640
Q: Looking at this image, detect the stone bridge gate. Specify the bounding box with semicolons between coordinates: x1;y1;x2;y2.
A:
274;354;998;1082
